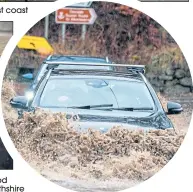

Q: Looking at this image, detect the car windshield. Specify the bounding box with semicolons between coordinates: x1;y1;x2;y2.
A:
39;78;155;110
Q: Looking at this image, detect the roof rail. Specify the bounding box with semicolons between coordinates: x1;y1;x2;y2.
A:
45;61;145;74
47;55;53;60
106;56;109;63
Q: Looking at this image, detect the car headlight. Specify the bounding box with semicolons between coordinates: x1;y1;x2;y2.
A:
25;91;34;100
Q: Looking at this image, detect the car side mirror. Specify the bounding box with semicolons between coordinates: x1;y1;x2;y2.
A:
10;96;28;109
167;101;183;114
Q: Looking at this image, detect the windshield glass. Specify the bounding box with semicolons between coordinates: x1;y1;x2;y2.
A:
39;78;155;109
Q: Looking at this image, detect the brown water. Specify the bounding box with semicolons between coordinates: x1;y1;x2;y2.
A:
1;80;191;192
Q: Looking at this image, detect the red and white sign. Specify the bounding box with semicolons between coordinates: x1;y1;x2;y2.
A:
55;8;97;25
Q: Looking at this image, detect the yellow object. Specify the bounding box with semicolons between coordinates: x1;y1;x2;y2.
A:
132;55;141;61
17;35;54;56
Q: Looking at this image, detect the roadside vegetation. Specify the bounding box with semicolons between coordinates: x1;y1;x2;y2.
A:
6;2;192;95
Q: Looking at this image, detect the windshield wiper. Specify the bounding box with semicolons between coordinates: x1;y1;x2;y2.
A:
67;104;113;109
110;107;153;111
67;105;153;111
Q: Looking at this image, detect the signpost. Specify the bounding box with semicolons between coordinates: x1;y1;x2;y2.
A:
44;15;49;39
55;8;97;25
55;1;97;43
61;24;66;44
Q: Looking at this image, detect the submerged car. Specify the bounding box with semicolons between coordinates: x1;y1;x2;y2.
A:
10;63;183;132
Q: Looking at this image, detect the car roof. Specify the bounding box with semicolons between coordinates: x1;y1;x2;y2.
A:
45;55;111;63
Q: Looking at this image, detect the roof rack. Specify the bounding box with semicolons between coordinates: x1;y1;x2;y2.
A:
127;65;145;74
46;55;111;61
45;61;145;74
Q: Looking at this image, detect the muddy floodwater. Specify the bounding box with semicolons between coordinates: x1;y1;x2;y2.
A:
1;81;192;192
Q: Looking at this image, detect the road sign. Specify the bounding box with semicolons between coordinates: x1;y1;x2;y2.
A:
17;35;54;55
66;2;93;8
55;8;97;25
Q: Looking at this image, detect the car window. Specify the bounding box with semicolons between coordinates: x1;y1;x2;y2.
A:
39;78;155;109
108;80;154;108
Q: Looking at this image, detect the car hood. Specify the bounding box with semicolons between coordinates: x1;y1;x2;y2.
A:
40;108;173;131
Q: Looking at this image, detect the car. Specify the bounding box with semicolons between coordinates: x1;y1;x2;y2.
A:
22;55;113;90
10;63;183;132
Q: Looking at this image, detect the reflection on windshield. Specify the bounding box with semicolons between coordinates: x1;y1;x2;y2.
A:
39;78;155;110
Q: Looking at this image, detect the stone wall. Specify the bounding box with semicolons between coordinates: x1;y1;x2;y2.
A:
146;57;192;95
